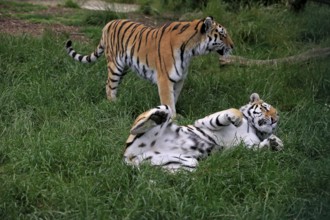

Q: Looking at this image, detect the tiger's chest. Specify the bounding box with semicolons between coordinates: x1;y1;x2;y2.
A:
212;119;262;148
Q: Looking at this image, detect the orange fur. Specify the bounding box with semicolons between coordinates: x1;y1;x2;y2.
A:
66;17;234;116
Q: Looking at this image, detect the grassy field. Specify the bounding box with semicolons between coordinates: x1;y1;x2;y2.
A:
1;0;330;219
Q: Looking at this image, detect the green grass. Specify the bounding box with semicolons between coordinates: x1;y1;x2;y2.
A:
0;0;46;14
1;0;330;219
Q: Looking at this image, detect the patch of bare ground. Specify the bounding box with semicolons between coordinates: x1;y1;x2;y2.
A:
0;1;177;41
0;3;88;41
0;17;87;42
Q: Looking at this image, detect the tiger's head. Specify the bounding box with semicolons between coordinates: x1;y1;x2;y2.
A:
201;16;234;56
240;93;279;140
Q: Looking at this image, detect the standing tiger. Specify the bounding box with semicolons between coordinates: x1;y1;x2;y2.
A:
65;16;234;117
124;93;284;172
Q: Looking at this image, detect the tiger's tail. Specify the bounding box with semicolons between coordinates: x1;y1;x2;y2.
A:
65;40;104;63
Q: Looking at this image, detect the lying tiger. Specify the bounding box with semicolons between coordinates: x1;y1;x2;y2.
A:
65;16;234;117
124;93;283;172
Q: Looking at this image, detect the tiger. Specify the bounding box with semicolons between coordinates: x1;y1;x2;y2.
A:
65;16;234;117
124;93;283;172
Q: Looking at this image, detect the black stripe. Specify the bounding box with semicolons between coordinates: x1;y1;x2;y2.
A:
137;27;148;52
194;20;203;31
145;156;153;161
180;31;199;68
66;40;72;48
178;23;190;34
215;116;225;127
107;20;117;33
144;28;152;46
182;164;197;169
129;30;140;61
114;20;126;54
130;44;135;60
93;51;100;58
180;44;186;69
146;54;149;67
138;143;146;148
247;105;255;117
125;132;146;149
126;142;133;148
168;75;176;83
124;23;141;53
161;161;182;166
110;78;119;83
194;127;217;145
109;85;118;90
120;22;136;56
157;23;171;66
110;20;121;48
112;72;122;77
173;156;187;161
116;20;131;57
171;42;180;77
209;118;215;128
116;20;131;44
172;23;180;31
108;65;121;76
107;20;119;48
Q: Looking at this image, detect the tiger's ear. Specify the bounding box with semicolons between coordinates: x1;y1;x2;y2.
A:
250;93;260;103
201;16;213;34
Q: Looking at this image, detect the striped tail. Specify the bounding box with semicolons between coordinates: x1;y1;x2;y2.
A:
65;40;104;63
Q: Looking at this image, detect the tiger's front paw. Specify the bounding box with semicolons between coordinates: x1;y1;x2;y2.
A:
268;134;284;151
226;108;243;127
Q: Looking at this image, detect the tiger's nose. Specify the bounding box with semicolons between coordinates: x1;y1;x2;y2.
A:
230;44;234;49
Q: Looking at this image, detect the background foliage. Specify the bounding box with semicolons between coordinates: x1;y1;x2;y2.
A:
0;0;329;219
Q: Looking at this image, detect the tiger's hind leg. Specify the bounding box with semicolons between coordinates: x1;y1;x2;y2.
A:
130;105;172;135
194;108;243;130
106;61;125;101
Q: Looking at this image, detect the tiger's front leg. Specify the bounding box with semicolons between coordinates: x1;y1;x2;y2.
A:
194;108;243;130
258;134;284;151
174;79;185;104
157;74;176;117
